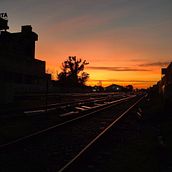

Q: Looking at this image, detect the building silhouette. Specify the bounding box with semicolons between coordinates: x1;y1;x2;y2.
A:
0;16;9;31
0;25;50;104
105;84;124;92
159;62;172;106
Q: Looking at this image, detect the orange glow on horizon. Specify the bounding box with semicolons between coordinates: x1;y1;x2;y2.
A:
35;15;170;90
36;39;165;89
36;47;163;89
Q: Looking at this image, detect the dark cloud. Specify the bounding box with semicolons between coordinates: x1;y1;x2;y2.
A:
87;66;150;71
139;61;170;67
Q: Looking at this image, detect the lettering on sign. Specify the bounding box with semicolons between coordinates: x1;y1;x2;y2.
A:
0;13;8;20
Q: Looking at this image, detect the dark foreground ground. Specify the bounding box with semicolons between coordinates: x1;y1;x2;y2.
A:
137;94;172;172
105;93;172;172
66;93;172;172
0;93;172;172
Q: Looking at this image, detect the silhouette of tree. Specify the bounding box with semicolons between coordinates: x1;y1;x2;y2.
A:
58;56;89;87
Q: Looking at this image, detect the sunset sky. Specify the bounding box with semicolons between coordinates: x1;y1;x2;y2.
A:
1;0;172;88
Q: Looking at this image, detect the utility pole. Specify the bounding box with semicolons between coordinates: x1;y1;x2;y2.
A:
45;75;49;113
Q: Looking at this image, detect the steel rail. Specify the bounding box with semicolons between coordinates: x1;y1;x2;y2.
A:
57;94;146;172
0;95;135;149
1;93;119;115
23;94;124;115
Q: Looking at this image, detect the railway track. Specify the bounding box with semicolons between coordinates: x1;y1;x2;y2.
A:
0;93;123;116
58;95;146;172
0;94;146;172
0;94;129;145
23;93;125;115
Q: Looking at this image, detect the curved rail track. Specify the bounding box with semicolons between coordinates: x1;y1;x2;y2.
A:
0;94;146;172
